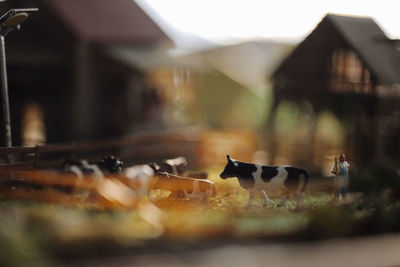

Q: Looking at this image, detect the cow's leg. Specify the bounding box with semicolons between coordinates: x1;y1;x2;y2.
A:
247;189;256;208
295;191;304;210
277;192;289;207
261;190;271;207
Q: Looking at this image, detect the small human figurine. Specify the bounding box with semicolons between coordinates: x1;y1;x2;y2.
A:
331;154;350;200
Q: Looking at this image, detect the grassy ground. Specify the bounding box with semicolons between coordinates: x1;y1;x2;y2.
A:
0;171;334;242
1;168;397;266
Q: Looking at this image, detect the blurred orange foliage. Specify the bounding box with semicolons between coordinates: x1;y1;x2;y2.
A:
196;130;258;167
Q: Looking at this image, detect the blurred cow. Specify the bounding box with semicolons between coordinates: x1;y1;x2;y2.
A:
149;156;188;176
98;155;124;174
124;164;155;197
148;156;214;198
62;155;123;179
62;159;104;179
152;173;216;199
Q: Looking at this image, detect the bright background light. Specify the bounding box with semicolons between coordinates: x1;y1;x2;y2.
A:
136;0;400;44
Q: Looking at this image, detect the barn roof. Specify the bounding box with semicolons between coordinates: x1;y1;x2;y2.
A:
274;14;400;86
43;0;171;44
327;14;400;86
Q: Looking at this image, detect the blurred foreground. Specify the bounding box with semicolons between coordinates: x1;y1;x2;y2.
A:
0;129;399;266
1;164;400;266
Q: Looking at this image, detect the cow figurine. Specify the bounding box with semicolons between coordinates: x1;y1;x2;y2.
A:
98;155;124;174
148;156;214;199
62;159;104;179
220;155;308;209
149;156;188;176
62;155;124;179
152;173;216;200
124;164;155;197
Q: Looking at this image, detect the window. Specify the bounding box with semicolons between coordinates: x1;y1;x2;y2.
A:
329;49;372;93
22;102;46;146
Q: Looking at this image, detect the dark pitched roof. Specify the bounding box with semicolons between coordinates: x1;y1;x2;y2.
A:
44;0;171;44
326;14;400;86
274;14;400;86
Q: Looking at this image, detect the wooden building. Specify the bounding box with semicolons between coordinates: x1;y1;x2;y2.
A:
0;0;171;146
270;14;400;168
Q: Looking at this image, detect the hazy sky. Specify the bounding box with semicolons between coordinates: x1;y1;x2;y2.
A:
136;0;400;45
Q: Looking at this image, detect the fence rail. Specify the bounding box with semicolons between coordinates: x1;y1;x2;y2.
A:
0;146;36;155
0;128;203;170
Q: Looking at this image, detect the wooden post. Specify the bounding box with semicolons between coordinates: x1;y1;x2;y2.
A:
0;36;12;148
73;42;94;140
33;145;39;168
334;156;338;199
265;96;279;165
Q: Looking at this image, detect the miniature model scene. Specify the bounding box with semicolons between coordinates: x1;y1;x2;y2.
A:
0;1;400;266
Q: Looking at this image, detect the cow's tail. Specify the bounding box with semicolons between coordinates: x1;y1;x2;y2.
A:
300;169;309;192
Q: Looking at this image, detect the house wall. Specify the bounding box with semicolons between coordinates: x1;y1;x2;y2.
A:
269;18;400;171
0;1;75;146
0;0;167;146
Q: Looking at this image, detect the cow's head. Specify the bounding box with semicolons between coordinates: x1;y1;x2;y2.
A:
220;155;239;179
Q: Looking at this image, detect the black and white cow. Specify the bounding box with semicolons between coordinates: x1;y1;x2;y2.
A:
98;155;124;174
220;155;308;209
62;159;104;179
148;156;188;176
62;155;124;179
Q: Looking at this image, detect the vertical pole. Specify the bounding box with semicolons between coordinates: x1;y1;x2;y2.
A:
265;94;279;165
334;156;338;199
0;35;12;148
